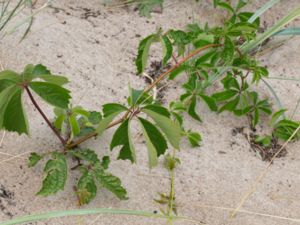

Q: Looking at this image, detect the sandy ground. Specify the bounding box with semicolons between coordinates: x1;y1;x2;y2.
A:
0;0;300;224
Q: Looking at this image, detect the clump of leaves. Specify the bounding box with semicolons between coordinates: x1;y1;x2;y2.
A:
0;63;194;204
134;0;300;157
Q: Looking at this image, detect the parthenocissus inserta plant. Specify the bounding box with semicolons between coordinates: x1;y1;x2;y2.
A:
0;0;300;208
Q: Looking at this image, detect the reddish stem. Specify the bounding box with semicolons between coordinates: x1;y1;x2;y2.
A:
25;86;66;145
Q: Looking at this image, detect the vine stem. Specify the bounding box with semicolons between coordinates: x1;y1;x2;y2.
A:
25;86;66;145
67;43;221;149
167;149;176;225
143;43;221;93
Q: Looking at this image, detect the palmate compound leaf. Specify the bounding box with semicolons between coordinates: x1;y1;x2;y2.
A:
37;152;67;196
110;119;136;163
142;108;181;150
138;117;168;168
29;82;71;109
70;149;126;203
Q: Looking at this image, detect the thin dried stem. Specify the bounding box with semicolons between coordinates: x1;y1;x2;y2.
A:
179;202;300;223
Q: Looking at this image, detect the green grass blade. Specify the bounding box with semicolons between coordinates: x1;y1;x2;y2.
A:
4;1;50;38
274;27;300;36
241;5;300;53
0;208;198;225
0;0;12;23
0;0;23;31
261;79;285;117
267;76;300;82
248;0;280;23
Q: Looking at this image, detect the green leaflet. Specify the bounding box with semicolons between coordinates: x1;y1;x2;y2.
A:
95;113;119;137
128;87;153;107
0;80;15;92
103;103;127;117
3;89;29;134
199;94;218;111
254;135;272;147
69;114;80;138
35;75;69;86
212;90;238;101
30;64;68;86
217;2;234;14
32;64;51;76
0;70;21;83
219;96;240;113
22;64;35;81
93;167;128;200
28;153;43;168
136;34;159;74
128;88;143;106
101;156;110;169
169;63;188;80
138;0;163;17
221;36;234;63
142;108;181;150
88;111;102;125
186;131;202;147
69;149;100;166
77;170;97;205
138;117;168;168
54;115;65;130
29;82;71;108
161;35;173;65
110;119;136;163
37;152;67;196
0;85;20;129
95;106;126;137
187;95;202;122
142;104;170;117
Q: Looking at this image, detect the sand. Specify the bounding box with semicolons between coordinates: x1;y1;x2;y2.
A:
0;0;300;224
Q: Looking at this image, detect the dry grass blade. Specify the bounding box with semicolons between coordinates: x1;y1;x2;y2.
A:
0;151;32;165
231;124;300;218
180;203;300;223
0;131;6;148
